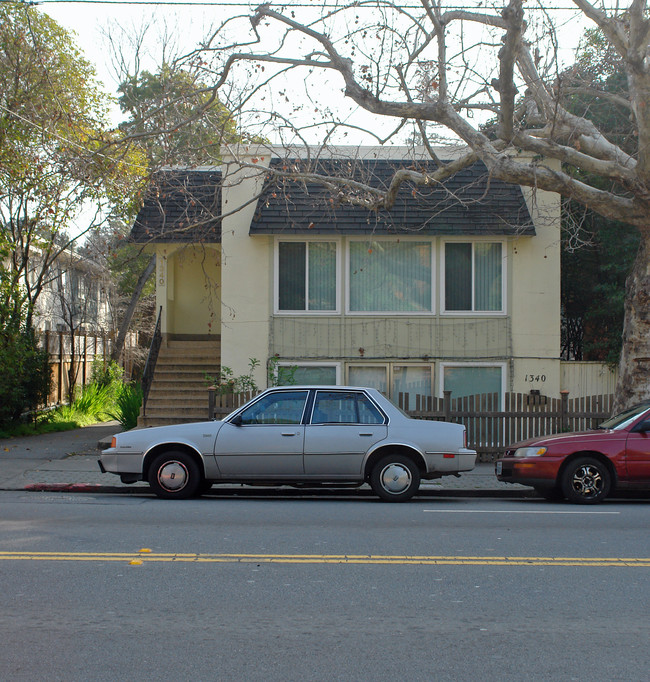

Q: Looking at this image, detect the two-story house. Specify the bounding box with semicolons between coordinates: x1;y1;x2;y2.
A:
132;146;561;425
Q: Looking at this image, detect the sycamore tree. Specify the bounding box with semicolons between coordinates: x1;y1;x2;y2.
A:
0;2;144;330
176;0;650;411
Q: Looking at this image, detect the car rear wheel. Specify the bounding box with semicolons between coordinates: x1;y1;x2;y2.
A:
561;457;611;504
148;450;201;499
370;454;420;502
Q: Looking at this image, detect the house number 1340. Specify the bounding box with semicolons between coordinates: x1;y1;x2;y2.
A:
525;374;546;382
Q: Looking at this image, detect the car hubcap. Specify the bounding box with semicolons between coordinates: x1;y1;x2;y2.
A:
571;465;603;498
380;463;412;494
158;461;189;492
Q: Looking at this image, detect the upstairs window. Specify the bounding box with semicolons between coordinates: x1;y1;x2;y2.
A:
349;241;433;313
444;242;503;313
277;241;337;312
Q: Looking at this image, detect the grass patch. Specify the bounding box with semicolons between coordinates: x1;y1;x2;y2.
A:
0;420;81;439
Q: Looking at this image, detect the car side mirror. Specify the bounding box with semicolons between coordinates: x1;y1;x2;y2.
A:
230;414;243;426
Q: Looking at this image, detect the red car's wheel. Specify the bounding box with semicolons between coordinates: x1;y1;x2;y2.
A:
561;457;611;504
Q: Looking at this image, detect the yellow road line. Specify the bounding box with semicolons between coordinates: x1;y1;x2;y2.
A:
0;551;649;567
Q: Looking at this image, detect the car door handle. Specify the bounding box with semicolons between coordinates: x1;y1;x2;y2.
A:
281;432;300;436
359;432;374;437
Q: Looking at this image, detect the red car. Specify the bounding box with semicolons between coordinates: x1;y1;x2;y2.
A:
495;401;650;503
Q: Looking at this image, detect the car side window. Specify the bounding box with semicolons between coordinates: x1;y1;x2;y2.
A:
238;391;308;425
312;391;384;425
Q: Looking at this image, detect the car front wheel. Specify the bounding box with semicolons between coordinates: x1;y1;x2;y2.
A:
561;457;611;504
370;454;421;502
148;450;201;499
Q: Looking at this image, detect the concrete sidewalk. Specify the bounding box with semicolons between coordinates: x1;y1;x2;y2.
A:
0;422;122;492
0;423;532;497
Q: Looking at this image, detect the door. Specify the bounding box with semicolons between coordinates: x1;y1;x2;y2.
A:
304;390;387;477
214;390;308;477
625;429;650;483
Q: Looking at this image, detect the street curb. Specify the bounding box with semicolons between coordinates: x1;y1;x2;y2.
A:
17;483;536;498
22;483;147;494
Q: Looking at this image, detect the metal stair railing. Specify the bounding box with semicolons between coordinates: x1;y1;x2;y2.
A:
141;306;163;417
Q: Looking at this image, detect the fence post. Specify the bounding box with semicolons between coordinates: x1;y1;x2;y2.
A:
58;332;64;403
82;333;88;386
560;390;570;432
443;390;452;422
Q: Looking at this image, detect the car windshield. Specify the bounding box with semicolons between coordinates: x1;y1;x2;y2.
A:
597;402;650;430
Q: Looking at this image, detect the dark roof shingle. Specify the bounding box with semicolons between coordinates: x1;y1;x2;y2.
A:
249;159;534;236
131;170;222;244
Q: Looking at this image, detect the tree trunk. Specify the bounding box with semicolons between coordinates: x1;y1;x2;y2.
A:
110;254;156;363
613;228;650;413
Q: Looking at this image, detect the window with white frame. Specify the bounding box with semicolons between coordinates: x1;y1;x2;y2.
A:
347;363;434;406
277;241;337;312
348;240;433;313
276;363;340;386
393;364;433;408
347;365;389;393
443;241;504;313
441;364;505;407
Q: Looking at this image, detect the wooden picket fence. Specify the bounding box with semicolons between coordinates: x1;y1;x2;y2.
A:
209;389;259;420
399;391;615;462
208;388;615;463
40;330;139;405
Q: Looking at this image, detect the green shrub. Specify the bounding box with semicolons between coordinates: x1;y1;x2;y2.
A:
44;379;117;429
0;325;51;425
109;382;142;431
206;358;260;394
89;359;124;401
72;382;113;420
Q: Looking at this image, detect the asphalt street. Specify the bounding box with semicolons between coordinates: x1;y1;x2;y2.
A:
1;492;649;681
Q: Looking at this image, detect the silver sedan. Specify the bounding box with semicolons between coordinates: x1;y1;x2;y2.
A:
99;386;477;501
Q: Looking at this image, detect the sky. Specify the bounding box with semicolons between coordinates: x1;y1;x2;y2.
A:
38;0;595;143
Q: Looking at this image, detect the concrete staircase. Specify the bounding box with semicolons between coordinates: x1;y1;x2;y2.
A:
138;338;221;427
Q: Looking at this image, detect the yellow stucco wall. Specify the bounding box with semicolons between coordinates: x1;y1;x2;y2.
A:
156;244;221;337
219;147;272;386
510;181;561;395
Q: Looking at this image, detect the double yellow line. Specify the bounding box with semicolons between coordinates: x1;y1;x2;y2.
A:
1;551;649;567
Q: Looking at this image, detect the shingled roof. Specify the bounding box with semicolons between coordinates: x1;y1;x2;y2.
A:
130;159;535;244
249;159;534;236
131;170;222;244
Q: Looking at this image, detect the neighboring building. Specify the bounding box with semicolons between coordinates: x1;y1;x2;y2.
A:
132;146;565;425
33;247;113;335
30;247;127;403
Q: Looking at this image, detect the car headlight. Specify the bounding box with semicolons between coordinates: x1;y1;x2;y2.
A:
514;446;547;458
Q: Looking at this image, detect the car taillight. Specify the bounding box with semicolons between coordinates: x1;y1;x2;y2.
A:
111;436;117;448
463;429;468;448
